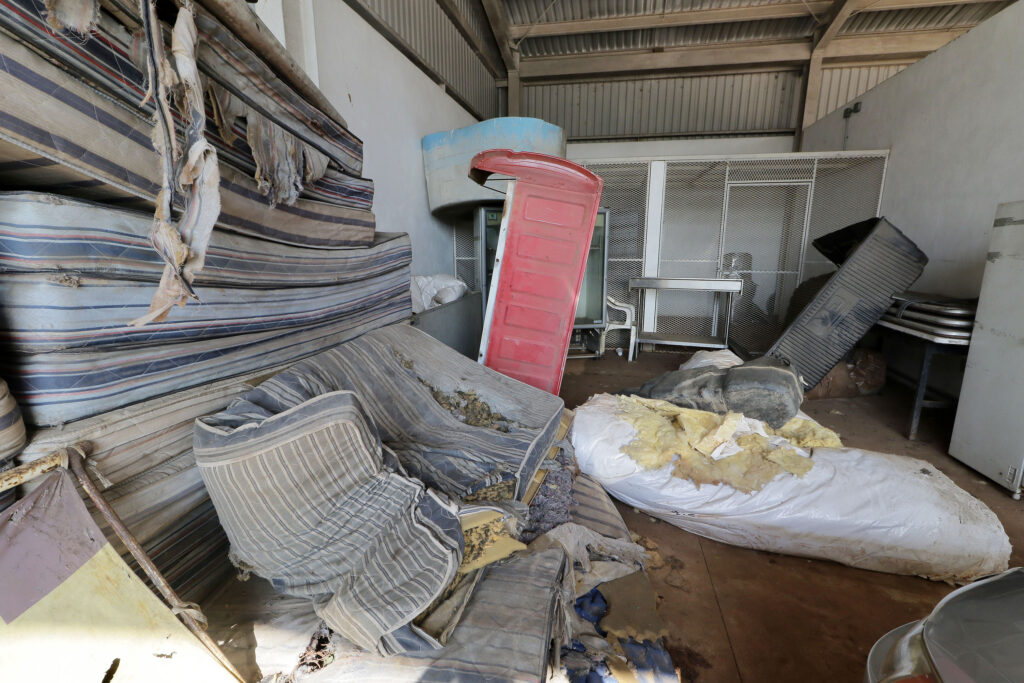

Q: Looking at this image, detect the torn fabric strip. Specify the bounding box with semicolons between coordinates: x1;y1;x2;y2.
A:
134;0;221;326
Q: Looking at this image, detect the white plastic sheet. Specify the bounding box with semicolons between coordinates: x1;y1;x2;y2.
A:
411;275;468;314
573;354;1011;583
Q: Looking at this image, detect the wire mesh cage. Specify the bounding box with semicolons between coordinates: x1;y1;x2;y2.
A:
588;152;887;355
583;161;649;348
453;223;479;292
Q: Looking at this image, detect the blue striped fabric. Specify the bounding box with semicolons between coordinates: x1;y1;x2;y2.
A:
0;192;408;287
17;371;264;602
195;390;464;656
0;378;26;464
0;32;375;248
571;473;631;541
295;549;568;682
4;288;411;426
0;268;411;352
0;0;366;183
213;324;566;502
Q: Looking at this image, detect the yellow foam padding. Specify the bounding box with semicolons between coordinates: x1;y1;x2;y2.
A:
618;396;817;493
458;509;526;574
0;543;236;682
769;417;843;448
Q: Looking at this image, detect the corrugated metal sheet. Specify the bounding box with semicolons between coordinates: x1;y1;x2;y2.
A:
506;0;801;25
447;0;495;50
815;64;909;122
518;17;814;57
345;0;496;118
523;71;801;139
841;1;1009;34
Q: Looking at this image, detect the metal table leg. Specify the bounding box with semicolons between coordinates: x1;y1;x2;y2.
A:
909;341;936;440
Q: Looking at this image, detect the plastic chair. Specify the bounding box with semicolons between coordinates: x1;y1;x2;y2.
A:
599;296;637;361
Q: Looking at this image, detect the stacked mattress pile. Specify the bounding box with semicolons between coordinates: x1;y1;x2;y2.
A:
5;191;411;601
0;0;376;248
0;0;408;604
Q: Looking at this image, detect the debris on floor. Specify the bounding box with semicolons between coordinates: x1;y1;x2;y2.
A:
193;325;679;682
576;396;1010;581
630;355;802;428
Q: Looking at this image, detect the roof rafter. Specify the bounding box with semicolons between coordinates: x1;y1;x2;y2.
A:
516;29;967;79
507;1;833;40
505;0;995;40
479;0;517;72
436;0;506;77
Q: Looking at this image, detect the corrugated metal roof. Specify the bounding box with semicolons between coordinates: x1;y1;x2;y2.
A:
446;0;496;53
505;0;803;25
841;1;1009;34
518;17;815;58
816;63;909;121
523;70;802;139
347;0;496;118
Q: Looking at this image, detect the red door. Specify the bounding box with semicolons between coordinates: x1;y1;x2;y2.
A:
470;150;603;395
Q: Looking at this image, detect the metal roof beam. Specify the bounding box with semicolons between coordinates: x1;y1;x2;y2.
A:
802;0;864;130
480;0;518;72
824;27;969;59
868;0;998;9
518;28;966;79
519;41;811;79
506;2;833;39
436;0;506;77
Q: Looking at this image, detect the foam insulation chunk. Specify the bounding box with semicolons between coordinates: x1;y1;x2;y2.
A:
770;417;843;449
617;395;816;493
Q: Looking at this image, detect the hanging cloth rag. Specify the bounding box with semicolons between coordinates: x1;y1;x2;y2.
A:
132;0;221;326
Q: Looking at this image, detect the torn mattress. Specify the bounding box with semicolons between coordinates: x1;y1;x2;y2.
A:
0;30;374;247
0;192;407;286
573;391;1010;582
1;268;411;352
209;324;566;501
4;276;411;425
15;373;267;601
195;389;464;656
0;0;370;202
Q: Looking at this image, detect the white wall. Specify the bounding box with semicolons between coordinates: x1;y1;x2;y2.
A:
802;1;1024;298
567;135;795;162
256;0;478;275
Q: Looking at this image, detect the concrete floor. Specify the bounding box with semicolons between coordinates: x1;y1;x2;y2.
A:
560;352;1023;683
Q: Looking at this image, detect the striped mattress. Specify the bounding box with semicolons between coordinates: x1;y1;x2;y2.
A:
18;372;265;602
209;324;566;502
293;549;567;683
0;267;411;352
0;192;407;287
196;389;464;656
0;29;375;248
4;287;411;426
0;0;370;203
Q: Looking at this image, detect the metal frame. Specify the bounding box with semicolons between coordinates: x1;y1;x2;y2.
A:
630;277;743;350
477;181;515;364
585;150;889;354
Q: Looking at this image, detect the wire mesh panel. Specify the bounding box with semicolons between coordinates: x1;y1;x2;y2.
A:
656;161;728;338
583;162;649;347
722;182;810;352
580;152;886;354
453;223;479;291
806;155;889;279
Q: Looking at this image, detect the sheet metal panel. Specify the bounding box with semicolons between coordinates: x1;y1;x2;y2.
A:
523;71;801;139
767;217;927;387
816;64;909;122
950;201;1024;496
